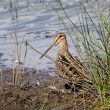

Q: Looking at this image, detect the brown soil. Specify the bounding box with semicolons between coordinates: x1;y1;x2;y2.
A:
0;68;98;110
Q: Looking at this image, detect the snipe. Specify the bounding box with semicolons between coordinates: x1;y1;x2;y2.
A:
40;32;92;91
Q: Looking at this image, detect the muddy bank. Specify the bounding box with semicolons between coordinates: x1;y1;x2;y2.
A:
0;68;99;110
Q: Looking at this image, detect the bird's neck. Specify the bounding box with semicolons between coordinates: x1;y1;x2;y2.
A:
58;42;68;55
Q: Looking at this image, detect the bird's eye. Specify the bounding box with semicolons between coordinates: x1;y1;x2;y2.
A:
60;35;62;37
59;34;63;38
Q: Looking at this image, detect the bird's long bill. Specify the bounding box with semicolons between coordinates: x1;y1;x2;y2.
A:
39;41;56;59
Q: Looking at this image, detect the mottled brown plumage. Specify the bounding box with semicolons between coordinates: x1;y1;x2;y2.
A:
40;32;90;83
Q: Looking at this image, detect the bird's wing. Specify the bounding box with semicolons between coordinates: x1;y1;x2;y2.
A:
55;55;74;81
61;51;90;81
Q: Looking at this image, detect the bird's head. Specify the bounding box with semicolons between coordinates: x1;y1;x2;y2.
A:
54;32;66;45
40;32;67;59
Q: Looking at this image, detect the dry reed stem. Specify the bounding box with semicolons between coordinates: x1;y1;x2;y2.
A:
0;68;3;92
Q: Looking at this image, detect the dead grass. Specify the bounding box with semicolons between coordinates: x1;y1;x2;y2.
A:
0;69;99;110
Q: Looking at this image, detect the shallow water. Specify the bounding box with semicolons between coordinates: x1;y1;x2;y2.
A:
0;0;108;70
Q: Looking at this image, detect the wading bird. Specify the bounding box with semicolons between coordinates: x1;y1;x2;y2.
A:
40;32;92;92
